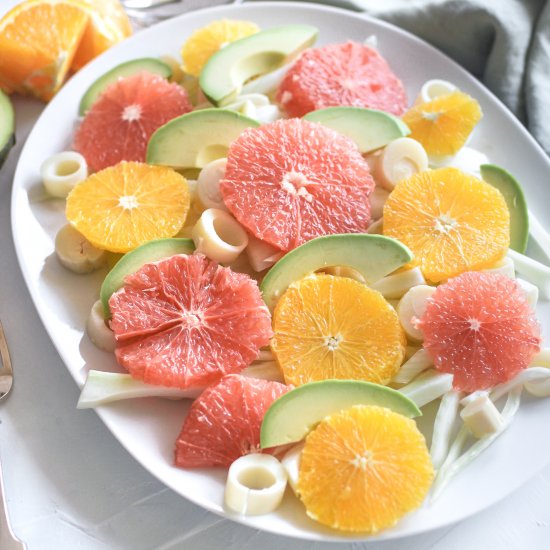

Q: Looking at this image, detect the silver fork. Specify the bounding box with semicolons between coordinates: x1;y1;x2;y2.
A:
120;0;181;9
0;322;26;550
122;0;244;28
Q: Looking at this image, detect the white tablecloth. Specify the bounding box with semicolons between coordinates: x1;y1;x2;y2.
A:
1;7;550;550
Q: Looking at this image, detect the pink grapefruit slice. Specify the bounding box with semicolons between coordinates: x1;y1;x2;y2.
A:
220;118;374;253
109;253;272;389
175;374;289;468
417;272;541;392
74;71;192;172
277;41;407;118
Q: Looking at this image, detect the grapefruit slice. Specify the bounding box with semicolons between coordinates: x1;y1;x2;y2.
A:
277;41;407;118
220;118;374;253
109;253;273;389
74;71;192;172
417;272;541;392
175;374;289;468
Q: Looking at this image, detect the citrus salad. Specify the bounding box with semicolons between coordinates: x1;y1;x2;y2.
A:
36;18;550;536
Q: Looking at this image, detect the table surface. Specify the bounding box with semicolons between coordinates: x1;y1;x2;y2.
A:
2;5;550;550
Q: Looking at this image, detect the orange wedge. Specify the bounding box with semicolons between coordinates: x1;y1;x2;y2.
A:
0;0;90;100
271;274;405;386
402;91;482;157
298;405;434;533
66;161;190;253
383;167;510;283
0;0;132;100
69;0;132;71
181;19;259;77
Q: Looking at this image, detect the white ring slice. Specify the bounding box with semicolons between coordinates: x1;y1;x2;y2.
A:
374;137;429;190
417;79;457;104
40;151;88;198
225;454;288;515
192;208;249;264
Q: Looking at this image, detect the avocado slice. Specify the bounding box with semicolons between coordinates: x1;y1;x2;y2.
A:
78;58;172;115
260;380;421;448
199;24;318;106
100;237;195;318
146;108;259;169
0;89;15;169
303;107;410;153
480;164;529;253
260;234;413;312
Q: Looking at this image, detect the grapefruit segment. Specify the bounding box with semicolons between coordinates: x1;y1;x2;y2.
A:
417;272;541;392
109;253;273;389
175;374;289;468
220;118;374;253
277;41;407;118
74;71;192;172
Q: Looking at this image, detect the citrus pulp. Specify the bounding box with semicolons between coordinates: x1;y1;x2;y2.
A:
417;271;541;391
220;118;374;253
109;254;273;389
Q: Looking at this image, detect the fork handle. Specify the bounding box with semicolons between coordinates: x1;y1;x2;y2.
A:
0;458;27;549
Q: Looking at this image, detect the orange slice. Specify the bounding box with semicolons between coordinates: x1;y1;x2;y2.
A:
402;91;482;157
69;0;132;71
383;167;510;283
0;0;90;100
271;274;405;386
66;161;190;253
297;404;434;533
181;19;260;77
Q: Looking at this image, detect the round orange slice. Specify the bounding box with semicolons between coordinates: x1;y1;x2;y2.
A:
66;161;190;253
402;90;482;157
297;404;434;533
383;167;510;283
271;274;405;386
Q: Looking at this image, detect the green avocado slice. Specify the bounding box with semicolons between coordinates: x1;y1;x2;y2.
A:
100;238;195;318
199;24;318;106
303;106;410;153
260;234;413;312
78;58;172;115
0;89;15;169
260;379;421;448
480;164;529;253
146;108;259;169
